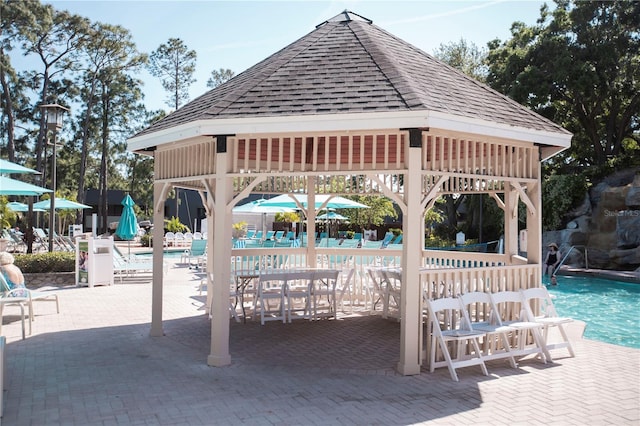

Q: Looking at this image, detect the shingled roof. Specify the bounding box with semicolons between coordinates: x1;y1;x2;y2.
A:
132;10;569;141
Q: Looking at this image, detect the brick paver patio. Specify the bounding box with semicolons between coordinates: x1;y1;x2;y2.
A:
1;258;638;425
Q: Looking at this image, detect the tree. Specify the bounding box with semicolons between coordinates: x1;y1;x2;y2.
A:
0;0;35;162
206;68;235;88
486;0;640;172
16;2;88;176
342;195;397;234
433;38;488;82
148;38;196;110
74;22;146;227
94;69;145;234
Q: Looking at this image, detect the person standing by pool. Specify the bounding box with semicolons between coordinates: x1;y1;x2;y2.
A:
544;242;561;277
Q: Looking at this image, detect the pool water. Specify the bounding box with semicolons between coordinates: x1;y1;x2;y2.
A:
134;249;184;258
545;275;640;349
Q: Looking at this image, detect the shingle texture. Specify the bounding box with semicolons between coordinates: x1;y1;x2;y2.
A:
134;12;567;138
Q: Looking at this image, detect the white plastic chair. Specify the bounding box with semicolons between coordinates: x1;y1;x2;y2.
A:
520;287;575;358
459;292;517;368
425;297;488;382
174;232;186;247
164;232;175;247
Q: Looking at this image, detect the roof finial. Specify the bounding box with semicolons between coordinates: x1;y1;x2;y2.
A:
316;10;372;28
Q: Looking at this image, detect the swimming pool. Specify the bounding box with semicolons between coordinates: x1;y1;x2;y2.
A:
546;275;640;349
134;249;184;258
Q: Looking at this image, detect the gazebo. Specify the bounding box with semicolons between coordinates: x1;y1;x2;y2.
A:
127;11;571;375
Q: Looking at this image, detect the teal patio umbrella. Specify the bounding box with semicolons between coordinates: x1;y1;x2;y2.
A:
233;199;295;237
260;194;368;210
0;158;38;175
115;194;138;257
316;211;349;221
33;197;90;238
0;169;49;253
7;202;46;212
33;197;90;210
0;176;52;196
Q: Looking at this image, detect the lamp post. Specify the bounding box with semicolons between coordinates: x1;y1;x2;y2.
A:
40;103;69;252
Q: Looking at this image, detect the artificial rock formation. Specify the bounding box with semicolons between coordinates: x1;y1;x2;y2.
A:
543;168;640;271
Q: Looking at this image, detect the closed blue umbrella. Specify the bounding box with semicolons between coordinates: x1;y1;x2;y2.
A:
115;194;138;257
115;194;138;240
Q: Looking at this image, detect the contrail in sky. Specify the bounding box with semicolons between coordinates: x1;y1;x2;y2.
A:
380;0;507;26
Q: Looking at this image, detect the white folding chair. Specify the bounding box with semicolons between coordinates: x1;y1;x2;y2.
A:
204;273;240;323
521;287;575;358
310;270;340;321
490;291;551;363
255;272;287;325
284;270;314;322
380;269;402;320
459;292;517;369
425;297;489;382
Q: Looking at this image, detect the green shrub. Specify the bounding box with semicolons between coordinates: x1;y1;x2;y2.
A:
389;227;402;237
14;252;75;273
164;216;189;233
140;234;153;247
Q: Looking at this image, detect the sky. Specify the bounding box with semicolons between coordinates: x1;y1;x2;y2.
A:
41;0;550;113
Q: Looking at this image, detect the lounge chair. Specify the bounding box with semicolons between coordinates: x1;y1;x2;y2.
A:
7;231;26;253
181;239;207;268
112;246;159;282
31;228;49;252
379;232;394;248
0;272;59;337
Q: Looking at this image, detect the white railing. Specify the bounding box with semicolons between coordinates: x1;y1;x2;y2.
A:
230;246;537;309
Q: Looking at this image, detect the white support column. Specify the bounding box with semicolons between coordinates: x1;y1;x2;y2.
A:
504;185;519;262
307;177;317;268
150;182;167;337
202;187;214;315
527;154;543;283
208;138;232;367
398;130;423;376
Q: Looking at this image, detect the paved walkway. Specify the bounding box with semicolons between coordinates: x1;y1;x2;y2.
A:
1;258;639;425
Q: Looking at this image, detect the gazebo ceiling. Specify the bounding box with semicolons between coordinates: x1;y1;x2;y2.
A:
128;10;571;156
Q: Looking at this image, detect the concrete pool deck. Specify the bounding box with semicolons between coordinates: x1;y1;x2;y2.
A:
1;257;638;425
559;266;640;283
